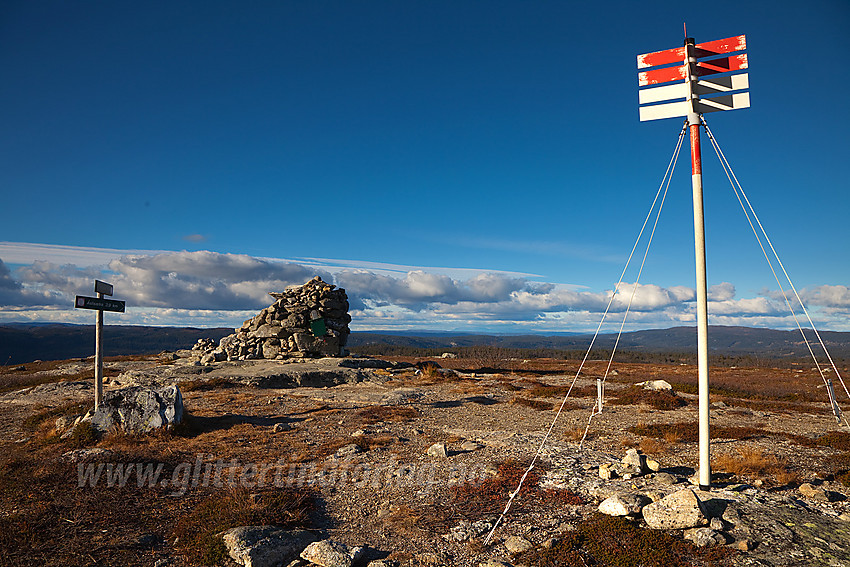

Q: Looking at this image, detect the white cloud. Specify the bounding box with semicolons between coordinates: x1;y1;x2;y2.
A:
801;285;850;308
610;283;695;311
0;259;66;307
709;282;736;301
708;297;782;316
107;251;331;310
336;269;529;310
0;243;846;332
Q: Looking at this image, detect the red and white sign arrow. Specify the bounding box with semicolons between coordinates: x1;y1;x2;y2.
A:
637;34;750;122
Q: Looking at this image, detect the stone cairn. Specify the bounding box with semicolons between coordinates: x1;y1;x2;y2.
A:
197;277;350;363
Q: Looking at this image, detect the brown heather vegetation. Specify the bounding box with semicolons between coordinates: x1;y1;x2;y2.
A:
418;459;585;530
1;350;849;565
514;513;734;567
510;396;555;411
173;488;317;564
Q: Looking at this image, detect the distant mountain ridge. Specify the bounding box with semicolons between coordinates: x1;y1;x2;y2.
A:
1;323;849;365
347;326;850;359
0;324;233;365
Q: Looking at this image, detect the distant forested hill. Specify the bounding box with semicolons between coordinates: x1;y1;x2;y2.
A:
347;326;850;360
2;324;849;365
0;324;233;365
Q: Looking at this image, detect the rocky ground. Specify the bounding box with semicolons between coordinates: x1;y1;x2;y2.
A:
2;351;850;566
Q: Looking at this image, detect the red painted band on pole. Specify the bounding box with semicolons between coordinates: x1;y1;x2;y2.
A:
690;123;702;175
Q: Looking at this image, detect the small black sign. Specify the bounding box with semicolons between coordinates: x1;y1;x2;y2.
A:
75;295;126;313
94;280;114;296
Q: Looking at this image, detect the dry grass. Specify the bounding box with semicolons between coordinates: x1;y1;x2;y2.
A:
712;447;790;483
381;504;425;538
21;400;89;432
0;441;187;566
564;427;588;442
449;383;487;395
288;434;396;464
628;422;773;444
510;396;554;411
496;378;523;392
663;430;683;444
610;387;687;410
639;437;668;456
418;458;586;537
826;454;850;487
814;431;850;451
775;468;802;487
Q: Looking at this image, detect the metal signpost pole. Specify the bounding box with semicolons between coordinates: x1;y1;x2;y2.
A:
76;279;119;411
95;289;104;409
685;37;712;490
638;32;749;490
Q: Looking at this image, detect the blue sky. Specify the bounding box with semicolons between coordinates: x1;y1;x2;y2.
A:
1;0;848;332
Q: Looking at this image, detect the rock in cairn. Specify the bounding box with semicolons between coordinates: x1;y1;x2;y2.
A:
201;277;351;363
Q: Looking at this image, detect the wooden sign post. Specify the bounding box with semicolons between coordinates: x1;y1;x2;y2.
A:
75;280;125;409
637;31;750;490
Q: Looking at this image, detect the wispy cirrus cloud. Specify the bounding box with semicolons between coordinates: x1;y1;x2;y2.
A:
412;233;624;264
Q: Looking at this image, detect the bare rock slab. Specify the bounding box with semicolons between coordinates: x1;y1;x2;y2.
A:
90;384;183;434
642;489;708;530
503;535;533;553
798;482;830;502
637;379;673;391
222;526;317;567
683;527;727;547
300;539;365;567
426;443;448;458
598;493;651;517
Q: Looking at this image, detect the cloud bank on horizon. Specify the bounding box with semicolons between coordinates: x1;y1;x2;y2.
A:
1;243;847;333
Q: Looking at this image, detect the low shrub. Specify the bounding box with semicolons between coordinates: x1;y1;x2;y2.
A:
515;513;734;566
66;422;99;448
440;459;545;522
543;488;585;506
823;453;850;486
174;487;316;565
525;383;594;399
815;431;850;451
